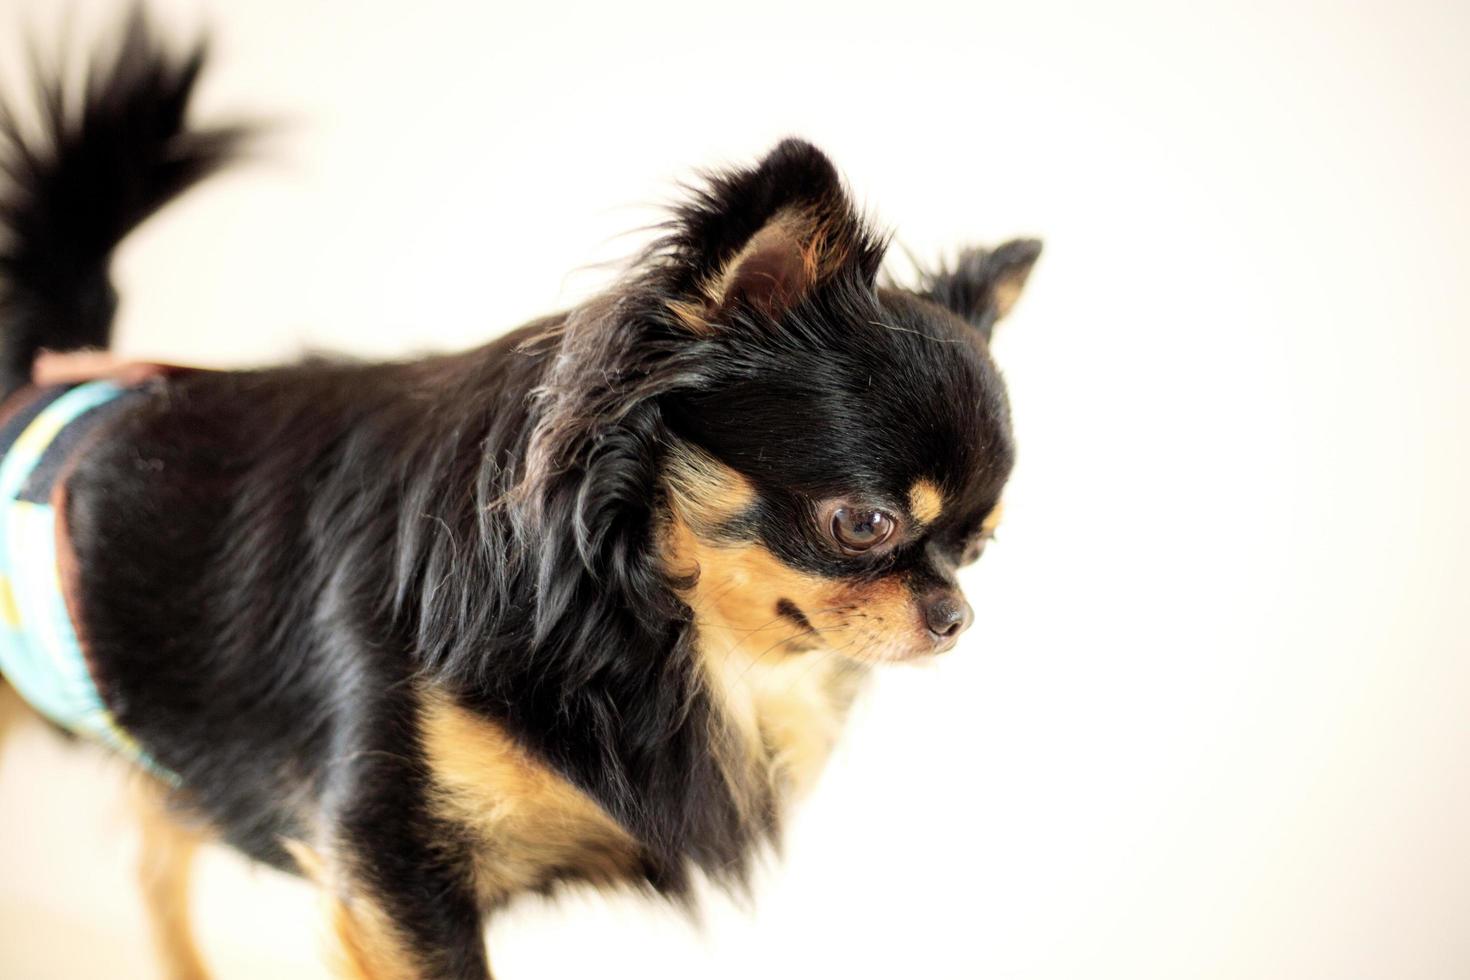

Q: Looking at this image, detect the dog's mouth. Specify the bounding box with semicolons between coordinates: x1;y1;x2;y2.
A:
772;596;958;663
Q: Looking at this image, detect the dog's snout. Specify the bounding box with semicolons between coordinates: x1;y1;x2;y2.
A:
922;592;973;646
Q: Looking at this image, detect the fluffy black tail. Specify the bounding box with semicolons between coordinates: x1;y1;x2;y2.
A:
0;7;247;397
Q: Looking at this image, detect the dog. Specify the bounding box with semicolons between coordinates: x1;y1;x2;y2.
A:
0;9;1039;978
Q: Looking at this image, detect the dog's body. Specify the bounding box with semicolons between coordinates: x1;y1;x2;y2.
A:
0;11;1038;979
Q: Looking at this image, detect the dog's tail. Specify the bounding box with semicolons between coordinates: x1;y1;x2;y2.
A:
0;8;248;397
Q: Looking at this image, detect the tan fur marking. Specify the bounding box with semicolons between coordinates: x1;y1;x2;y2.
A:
283;840;423;980
748;655;867;799
0;680;29;747
713;212;808;306
326;894;419;980
662;511;925;665
993;272;1030;320
802;210;854;279
908;479;944;524
421;696;638;902
982;499;1005;535
132;778;209;980
663;445;756;531
994;279;1022;319
667;298;715;335
670;207;849;333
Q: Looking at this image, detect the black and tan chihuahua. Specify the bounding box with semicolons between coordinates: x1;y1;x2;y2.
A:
0;9;1039;978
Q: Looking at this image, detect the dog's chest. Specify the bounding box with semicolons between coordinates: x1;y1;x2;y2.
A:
420;655;864;904
701;635;869;800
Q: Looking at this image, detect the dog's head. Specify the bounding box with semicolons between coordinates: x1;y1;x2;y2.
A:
656;141;1035;664
519;139;1037;669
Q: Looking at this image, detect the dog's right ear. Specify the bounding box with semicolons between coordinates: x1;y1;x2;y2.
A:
920;239;1043;341
658;139;887;332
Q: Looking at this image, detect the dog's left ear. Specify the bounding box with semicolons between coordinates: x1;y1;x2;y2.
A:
921;239;1042;341
663;138;886;331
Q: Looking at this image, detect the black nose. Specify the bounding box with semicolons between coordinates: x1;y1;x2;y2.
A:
922;593;973;643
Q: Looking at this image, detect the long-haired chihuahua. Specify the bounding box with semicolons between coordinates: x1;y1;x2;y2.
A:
0;9;1039;978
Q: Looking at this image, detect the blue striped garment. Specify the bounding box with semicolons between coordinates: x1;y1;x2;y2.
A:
0;380;172;779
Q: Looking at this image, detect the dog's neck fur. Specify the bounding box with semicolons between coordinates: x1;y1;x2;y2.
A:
696;619;869;804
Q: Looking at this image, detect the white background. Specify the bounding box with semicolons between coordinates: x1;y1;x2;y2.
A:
1;1;1468;977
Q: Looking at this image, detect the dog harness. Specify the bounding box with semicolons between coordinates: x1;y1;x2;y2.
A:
0;379;167;774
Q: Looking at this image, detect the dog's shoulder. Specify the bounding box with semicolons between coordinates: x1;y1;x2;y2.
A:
418;691;646;902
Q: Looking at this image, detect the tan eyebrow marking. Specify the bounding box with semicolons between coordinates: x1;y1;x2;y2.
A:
907;479;944;524
981;500;1005;535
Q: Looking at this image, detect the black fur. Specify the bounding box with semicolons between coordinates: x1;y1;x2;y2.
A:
0;7;247;397
919;238;1043;340
1;11;1038;977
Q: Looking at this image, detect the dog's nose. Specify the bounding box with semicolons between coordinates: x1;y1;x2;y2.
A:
922;592;973;646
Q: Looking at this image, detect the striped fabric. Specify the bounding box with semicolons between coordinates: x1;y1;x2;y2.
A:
0;380;171;779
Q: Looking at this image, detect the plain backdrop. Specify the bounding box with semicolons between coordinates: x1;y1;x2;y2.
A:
1;1;1468;978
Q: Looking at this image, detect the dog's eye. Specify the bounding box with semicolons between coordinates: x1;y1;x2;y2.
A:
959;529;996;566
829;507;895;553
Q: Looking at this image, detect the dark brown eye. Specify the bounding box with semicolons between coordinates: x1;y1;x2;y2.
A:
829;507;895;553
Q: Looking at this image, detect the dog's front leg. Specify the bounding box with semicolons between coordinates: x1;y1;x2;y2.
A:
288;742;492;980
288;832;490;980
133;778;210;980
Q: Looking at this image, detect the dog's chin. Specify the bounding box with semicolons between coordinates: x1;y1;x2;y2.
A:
818;630;958;666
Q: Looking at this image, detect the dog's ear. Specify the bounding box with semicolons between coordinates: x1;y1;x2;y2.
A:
920;239;1042;341
501;301;759;881
661;139;886;331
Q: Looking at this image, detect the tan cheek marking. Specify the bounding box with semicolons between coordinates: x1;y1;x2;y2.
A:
830;575;921;653
420;695;637;900
908;479;944;524
661;514;926;664
662;514;839;640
